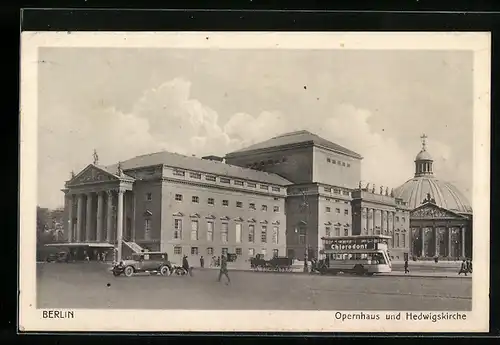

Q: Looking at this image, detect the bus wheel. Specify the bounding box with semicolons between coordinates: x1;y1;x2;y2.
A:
353;264;365;276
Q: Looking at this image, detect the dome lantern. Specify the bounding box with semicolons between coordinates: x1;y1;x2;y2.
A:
414;134;434;177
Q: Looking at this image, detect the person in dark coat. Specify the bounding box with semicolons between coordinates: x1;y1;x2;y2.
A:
458;259;468;276
466;259;472;273
217;254;231;284
200;256;205;268
404;259;410;274
182;255;193;276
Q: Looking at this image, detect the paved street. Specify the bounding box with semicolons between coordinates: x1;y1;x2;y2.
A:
37;263;471;311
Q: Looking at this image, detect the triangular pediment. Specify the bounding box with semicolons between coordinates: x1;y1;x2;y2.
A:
411;203;467;220
190;213;201;218
205;214;216;220
234;217;244;222
67;164;120;185
220;216;230;221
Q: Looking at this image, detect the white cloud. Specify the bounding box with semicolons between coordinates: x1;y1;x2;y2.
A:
38;77;469;208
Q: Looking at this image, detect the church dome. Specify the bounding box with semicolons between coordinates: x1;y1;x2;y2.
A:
394;134;472;214
393;177;472;214
415;149;433;161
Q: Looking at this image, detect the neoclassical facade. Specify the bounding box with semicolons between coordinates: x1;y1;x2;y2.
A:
393;136;473;260
60;131;470;263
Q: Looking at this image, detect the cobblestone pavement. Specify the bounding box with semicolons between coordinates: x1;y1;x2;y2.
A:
37;263;472;311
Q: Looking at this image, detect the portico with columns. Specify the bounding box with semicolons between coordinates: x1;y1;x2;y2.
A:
62;163;135;262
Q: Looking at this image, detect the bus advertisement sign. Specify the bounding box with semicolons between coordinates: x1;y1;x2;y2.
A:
323;238;376;251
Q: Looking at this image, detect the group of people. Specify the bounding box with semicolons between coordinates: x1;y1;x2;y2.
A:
459;258;473;276
180;254;231;284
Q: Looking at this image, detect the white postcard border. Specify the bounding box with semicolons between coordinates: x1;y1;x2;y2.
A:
19;31;491;332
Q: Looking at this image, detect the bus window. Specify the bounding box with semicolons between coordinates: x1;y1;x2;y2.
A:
373;253;386;264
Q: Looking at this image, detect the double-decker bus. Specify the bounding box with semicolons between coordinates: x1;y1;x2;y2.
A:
319;235;392;276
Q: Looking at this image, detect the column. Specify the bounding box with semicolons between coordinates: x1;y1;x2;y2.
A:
434;227;439;257
106;190;113;243
67;194;74;242
447;227;452;258
85;193;93;241
76;194;84;242
116;189;125;262
461;226;466;258
421;228;425;257
364;208;369;234
132;192;136;241
372;209;376;234
96;191;104;242
392;212;396;233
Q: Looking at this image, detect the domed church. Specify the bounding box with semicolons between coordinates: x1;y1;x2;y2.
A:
393;135;473;260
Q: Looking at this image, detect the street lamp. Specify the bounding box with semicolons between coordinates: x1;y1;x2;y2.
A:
300;191;309;273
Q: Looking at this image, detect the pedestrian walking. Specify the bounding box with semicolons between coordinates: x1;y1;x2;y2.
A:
458;259;468;276
217;256;221;267
466;258;473;274
182;255;193;276
404;259;410;274
200;256;205;268
217;254;231;285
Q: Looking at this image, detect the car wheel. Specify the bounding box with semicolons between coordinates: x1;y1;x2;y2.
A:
160;266;170;276
124;266;134;277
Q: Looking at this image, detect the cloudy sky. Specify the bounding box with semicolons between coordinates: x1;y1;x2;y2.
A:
37;47;473;209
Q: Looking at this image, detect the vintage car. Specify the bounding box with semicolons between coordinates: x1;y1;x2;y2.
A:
111;252;172;277
46;251;69;263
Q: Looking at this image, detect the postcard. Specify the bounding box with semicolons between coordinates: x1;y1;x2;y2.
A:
19;31;490;332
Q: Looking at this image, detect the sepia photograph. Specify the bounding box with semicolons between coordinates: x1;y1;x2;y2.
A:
19;31;490;332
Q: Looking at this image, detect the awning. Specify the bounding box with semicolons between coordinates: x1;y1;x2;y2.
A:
44;242;115;248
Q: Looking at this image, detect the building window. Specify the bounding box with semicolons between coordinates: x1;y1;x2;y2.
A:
324;187;332;192
272;187;281;192
401;233;406;247
145;192;152;201
334;227;340;236
261;205;268;212
208;198;215;206
272;226;279;244
396;216;400;222
189;172;201;179
248;248;255;257
236;248;242;255
235;180;244;186
192;196;199;203
173;170;185;177
207;247;214;255
190;220;199;241
332;160;336;164
236;201;243;208
347;163;351;167
344;228;349;236
220;177;231;184
298;227;306;244
260;185;269;190
273;206;280;213
327;158;331;163
247;182;256;188
249;203;256;210
326;207;331;212
402;217;406;222
222;200;229;206
206;175;216;182
342;162;346;166
395;233;400;247
325;226;331;237
175;194;183;201
261;226;268;243
221;223;229;243
273;249;279;257
248;224;255;243
261;248;267;256
191;247;199;255
174;219;182;239
344;209;349;215
144;219;151;240
235;223;242;243
221;248;228;255
274;197;279;201
174;246;182;255
343;191;350;196
335;208;340;213
207;221;214;242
